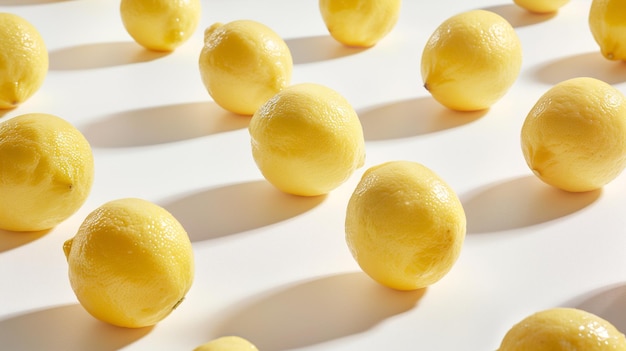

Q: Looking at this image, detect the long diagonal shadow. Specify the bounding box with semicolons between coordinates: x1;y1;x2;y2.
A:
161;180;326;242
562;283;626;332
215;272;426;351
49;41;168;70
0;228;49;253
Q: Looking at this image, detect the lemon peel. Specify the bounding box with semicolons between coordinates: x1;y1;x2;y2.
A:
513;0;569;13
590;0;626;61
193;336;259;351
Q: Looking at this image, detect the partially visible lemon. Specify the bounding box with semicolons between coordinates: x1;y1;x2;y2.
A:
63;198;194;328
513;0;569;13
249;83;365;197
521;77;626;192
0;13;48;109
345;161;466;291
120;0;201;51
421;10;522;111
193;336;259;351
199;20;293;116
590;0;626;61
319;0;402;47
0;113;94;232
498;307;626;350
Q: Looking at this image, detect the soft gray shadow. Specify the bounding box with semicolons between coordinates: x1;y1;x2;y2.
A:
285;35;368;64
215;272;426;351
82;101;248;148
562;283;626;332
49;41;168;70
534;51;626;85
0;228;50;253
358;96;486;141
0;0;70;4
0;304;152;351
161;180;326;242
461;175;601;234
481;4;556;27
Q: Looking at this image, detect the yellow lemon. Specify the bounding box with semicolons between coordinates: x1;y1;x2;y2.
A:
194;336;259;351
319;0;402;47
513;0;569;13
498;307;626;350
421;10;522;111
63;198;194;328
521;77;626;192
249;83;365;197
590;0;626;60
0;13;48;109
0;113;94;232
345;161;466;291
120;0;201;51
199;20;293;116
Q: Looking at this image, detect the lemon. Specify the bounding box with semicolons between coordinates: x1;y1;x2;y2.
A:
319;0;402;47
0;13;48;109
249;83;365;197
513;0;569;13
194;336;259;351
120;0;201;52
498;307;626;350
199;20;293;116
421;10;522;111
63;198;194;328
0;113;94;232
521;77;626;192
345;161;466;291
590;0;626;61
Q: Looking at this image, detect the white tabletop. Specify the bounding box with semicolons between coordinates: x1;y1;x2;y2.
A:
1;0;625;350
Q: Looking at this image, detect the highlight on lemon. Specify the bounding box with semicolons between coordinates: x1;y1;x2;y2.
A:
63;198;194;328
199;20;293;116
590;0;626;61
0;13;48;109
249;83;365;197
193;336;259;351
120;0;201;51
498;307;626;351
421;10;522;111
521;77;626;192
513;0;569;13
319;0;402;47
345;161;466;291
0;113;94;232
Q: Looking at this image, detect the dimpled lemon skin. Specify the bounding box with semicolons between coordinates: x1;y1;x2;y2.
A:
421;10;522;111
521;77;626;192
249;83;365;197
63;198;194;328
319;0;402;47
120;0;201;52
513;0;569;13
0;113;94;232
590;0;626;60
194;336;259;351
345;161;466;291
0;13;48;109
499;308;626;351
199;20;293;116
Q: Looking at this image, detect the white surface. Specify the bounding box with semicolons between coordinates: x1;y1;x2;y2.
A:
1;0;626;350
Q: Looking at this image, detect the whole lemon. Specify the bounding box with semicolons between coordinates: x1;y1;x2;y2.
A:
120;0;201;52
194;336;259;351
199;20;293;116
498;307;626;350
0;13;48;109
345;161;466;291
0;113;94;232
63;198;194;328
249;83;365;197
521;77;626;192
319;0;402;47
590;0;626;61
421;10;522;111
513;0;569;13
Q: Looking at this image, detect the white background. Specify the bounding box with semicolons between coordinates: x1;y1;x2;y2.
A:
1;0;626;350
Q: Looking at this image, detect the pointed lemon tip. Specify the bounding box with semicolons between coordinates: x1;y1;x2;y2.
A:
62;239;73;260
